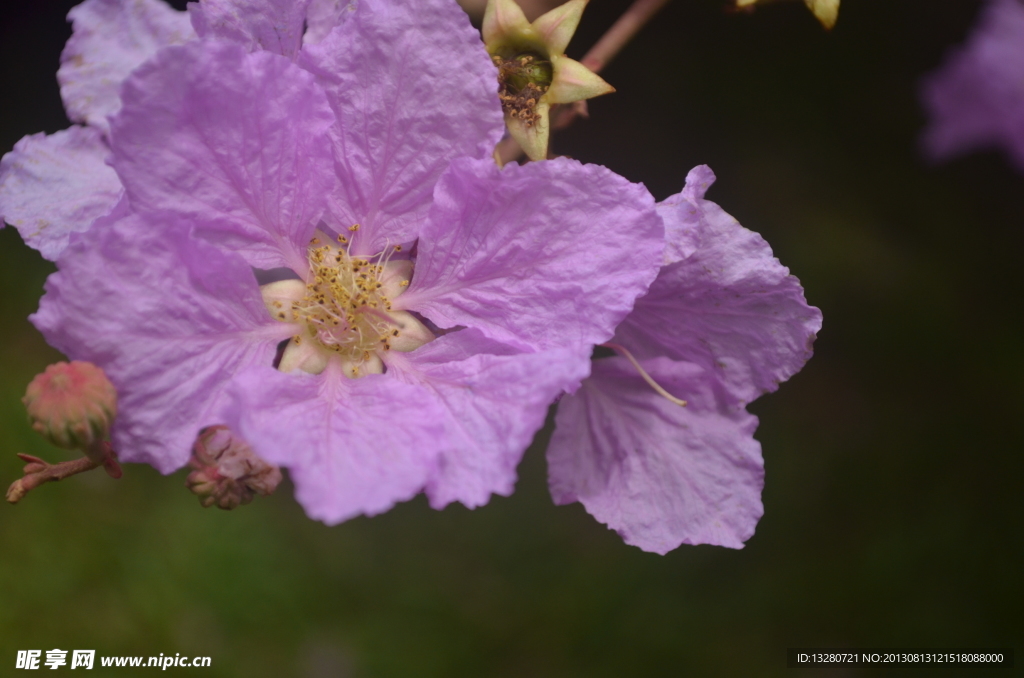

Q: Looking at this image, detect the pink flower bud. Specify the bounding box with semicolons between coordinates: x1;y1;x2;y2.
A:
186;425;282;510
23;362;117;451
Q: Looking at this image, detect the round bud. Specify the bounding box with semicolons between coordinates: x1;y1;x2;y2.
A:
23;362;117;451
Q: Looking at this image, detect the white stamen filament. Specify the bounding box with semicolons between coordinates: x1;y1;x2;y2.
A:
601;342;687;407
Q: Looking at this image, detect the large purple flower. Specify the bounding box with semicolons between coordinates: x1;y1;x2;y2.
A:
31;0;666;523
547;166;822;554
920;0;1024;170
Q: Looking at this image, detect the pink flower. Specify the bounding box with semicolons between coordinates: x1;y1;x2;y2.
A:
547;166;822;553
920;0;1024;170
31;0;665;524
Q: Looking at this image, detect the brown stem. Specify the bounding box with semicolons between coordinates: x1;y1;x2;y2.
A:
580;0;671;73
552;0;670;129
6;452;112;504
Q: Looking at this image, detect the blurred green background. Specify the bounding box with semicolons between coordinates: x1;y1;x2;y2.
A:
1;0;1020;675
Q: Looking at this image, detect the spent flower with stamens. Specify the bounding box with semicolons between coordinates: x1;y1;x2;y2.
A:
483;0;614;159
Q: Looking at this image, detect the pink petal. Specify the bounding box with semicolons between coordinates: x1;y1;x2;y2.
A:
389;329;591;509
226;364;447;524
0;126;122;261
189;0;310;59
59;0;195;135
296;0;505;252
398;157;664;353
110;40;336;271
303;0;356;45
31;213;287;473
920;0;1024;169
548;357;764;553
614;166;821;405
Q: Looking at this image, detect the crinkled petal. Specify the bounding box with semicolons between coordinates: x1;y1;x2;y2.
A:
110;40;336;271
303;0;356;45
224;363;447;524
297;0;504;252
0;126;123;261
387;329;590;509
548;356;763;553
655;163;707;265
614;166;821;405
189;0;310;58
397;157;663;353
920;0;1024;169
58;0;195;135
31;213;288;473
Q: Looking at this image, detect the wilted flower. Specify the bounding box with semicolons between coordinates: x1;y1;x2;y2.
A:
32;0;664;524
920;0;1024;170
547;166;821;554
186;425;282;509
483;0;614;159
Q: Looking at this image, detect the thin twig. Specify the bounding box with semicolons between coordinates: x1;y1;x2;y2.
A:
581;0;671;73
6;453;101;504
553;0;671;129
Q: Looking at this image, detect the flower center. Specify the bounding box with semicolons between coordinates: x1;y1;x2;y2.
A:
298;240;396;355
494;53;552;127
262;232;434;378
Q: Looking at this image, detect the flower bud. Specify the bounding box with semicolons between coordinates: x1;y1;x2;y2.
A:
23;362;117;451
186;425;282;510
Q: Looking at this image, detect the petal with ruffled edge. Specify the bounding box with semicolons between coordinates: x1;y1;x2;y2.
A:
224;363;447;524
654;164;708;265
296;0;504;253
919;0;1024;170
548;356;764;553
0;126;123;261
396;157;663;353
31;213;289;473
387;329;590;509
189;0;310;59
110;40;336;272
614;166;821;405
303;0;356;45
58;0;194;135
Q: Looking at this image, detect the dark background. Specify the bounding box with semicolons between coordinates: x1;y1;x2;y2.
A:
1;0;1020;675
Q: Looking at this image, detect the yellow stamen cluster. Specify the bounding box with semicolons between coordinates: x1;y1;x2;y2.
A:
262;233;433;378
292;240;397;366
